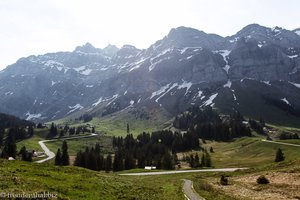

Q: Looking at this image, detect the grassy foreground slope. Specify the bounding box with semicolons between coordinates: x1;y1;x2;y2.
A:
0;160;183;200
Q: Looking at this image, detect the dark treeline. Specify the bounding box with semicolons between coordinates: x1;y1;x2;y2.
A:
112;132;177;171
186;151;212;168
1;126;34;159
0;112;34;128
47;123;94;139
73;106;256;172
279;132;299;140
74;130;194;172
74;143;113;171
248;119;265;135
173;107;251;141
55;140;70;166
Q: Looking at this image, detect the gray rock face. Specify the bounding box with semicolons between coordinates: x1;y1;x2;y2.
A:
0;24;300;124
228;38;294;81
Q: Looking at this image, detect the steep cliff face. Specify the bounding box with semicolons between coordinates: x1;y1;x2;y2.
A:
0;24;300;126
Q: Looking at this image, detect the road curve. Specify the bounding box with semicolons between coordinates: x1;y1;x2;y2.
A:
35;133;97;163
182;179;205;200
119;168;247;176
261;139;300;147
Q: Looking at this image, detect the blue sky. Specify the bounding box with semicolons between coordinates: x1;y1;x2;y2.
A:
0;0;299;69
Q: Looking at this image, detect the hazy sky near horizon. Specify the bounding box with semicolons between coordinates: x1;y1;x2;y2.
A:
0;0;300;70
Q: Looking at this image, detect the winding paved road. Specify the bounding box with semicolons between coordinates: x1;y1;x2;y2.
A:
261;139;300;147
35;133;97;163
182;179;205;200
119;168;247;176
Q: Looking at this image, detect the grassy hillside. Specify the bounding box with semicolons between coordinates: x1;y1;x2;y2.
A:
202;137;300;168
0;159;185;200
52;109;172;137
45;135;113;156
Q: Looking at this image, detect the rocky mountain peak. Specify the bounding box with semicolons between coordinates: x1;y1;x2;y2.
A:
294;28;300;36
115;45;141;58
74;42;102;54
151;26;227;51
103;44;119;57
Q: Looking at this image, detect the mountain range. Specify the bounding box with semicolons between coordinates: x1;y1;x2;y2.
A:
1;23;300;127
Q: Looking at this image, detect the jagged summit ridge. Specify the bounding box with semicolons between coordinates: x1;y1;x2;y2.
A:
0;23;300;127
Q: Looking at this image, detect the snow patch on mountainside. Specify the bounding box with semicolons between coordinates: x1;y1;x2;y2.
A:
149;57;170;71
281;98;291;105
288;54;298;59
5;91;14;95
74;66;86;72
203;93;218;106
92;97;103;107
223;80;232;88
26;112;42;120
180;47;202;54
262;81;271;86
178;81;193;95
81;69;92;75
197;90;203;98
289;81;300;89
68;104;84;114
150;84;171;99
155;83;178;102
216;50;231;74
44;60;64;68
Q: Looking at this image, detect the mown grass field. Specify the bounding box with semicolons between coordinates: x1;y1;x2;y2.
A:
201;136;300;168
45;135;113;156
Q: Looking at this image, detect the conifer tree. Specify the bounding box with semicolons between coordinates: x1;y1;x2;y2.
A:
205;151;212;167
55;148;62;165
28;126;34;137
0;128;4;147
194;153;200;167
6;129;16;158
61;141;69;165
275;148;284;162
105;154;112;172
201;152;205;167
74;150;83;167
22;147;32;162
124;152;136;170
189;154;194;168
126;123;130;134
162;151;174;170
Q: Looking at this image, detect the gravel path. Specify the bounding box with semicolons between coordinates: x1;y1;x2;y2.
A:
182;179;205;200
120;168;247;176
35;133;97;163
261;139;300;147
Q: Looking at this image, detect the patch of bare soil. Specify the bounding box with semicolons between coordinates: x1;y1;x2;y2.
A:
209;172;300;200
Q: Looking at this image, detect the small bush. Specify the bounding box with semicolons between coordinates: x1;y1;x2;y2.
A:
256;175;269;184
220;175;228;185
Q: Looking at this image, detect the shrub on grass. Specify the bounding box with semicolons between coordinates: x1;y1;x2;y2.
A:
256;175;269;184
220;175;228;185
